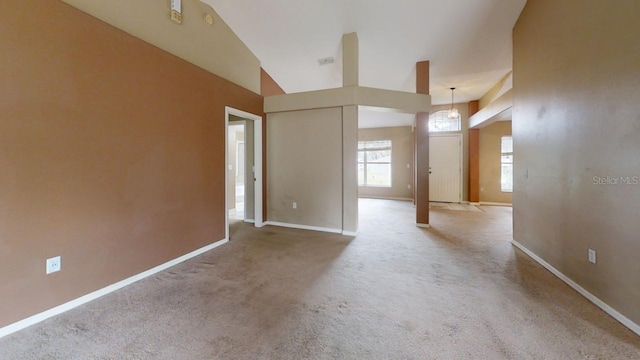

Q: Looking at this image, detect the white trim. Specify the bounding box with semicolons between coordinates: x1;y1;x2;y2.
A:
479;201;512;207
225;107;264;239
264;221;342;234
243;219;255;224
358;195;413;201
342;231;358;236
511;240;640;337
0;239;227;340
416;223;431;228
469;202;481;206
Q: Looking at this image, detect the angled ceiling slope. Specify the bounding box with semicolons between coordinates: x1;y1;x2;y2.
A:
63;0;261;94
204;0;526;104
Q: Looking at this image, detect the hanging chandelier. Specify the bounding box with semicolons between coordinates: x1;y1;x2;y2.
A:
448;87;460;119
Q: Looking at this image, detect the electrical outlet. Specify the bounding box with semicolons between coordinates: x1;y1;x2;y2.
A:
588;249;597;264
292;202;297;209
407;184;411;189
46;256;61;274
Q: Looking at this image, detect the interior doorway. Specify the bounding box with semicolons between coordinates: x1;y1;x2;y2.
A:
228;123;246;221
429;134;462;203
225;107;263;241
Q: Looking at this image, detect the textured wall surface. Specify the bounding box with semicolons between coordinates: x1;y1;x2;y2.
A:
513;0;640;325
0;0;262;327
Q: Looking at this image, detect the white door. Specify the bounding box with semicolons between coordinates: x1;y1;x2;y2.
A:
429;135;462;203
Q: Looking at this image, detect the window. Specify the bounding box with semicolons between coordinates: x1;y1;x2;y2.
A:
358;140;392;187
501;136;513;192
429;110;461;132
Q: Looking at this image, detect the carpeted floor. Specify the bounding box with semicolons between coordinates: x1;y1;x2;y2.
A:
1;199;639;359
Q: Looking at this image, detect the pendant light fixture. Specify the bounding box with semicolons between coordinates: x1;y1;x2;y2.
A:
448;87;460;119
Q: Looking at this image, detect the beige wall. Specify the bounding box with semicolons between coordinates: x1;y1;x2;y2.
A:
514;0;640;325
0;1;263;328
267;108;344;230
62;0;261;94
479;72;512;110
479;121;512;203
358;126;413;199
430;103;470;202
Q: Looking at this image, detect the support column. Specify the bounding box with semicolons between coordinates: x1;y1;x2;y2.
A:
468;100;480;203
342;33;359;235
343;33;359;87
415;61;430;226
342;105;358;235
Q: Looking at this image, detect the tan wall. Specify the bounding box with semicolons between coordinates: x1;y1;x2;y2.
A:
514;0;640;325
358;126;414;199
430;103;470;202
479;72;512;110
0;0;263;327
479;121;512;203
62;0;261;94
267;108;343;230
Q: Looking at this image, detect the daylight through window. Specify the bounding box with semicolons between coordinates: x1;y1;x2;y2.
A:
501;136;513;192
358;140;392;187
429;110;461;132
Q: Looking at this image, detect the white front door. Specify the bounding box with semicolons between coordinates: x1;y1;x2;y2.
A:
429;135;462;203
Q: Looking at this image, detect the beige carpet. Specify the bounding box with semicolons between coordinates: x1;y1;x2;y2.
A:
429;202;483;212
1;199;639;359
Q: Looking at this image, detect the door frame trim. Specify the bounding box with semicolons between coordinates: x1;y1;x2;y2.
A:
225;107;264;242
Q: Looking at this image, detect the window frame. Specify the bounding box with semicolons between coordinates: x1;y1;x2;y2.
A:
428;110;461;132
358;140;392;188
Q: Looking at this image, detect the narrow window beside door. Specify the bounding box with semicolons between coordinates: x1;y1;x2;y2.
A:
358;140;392;187
501;136;513;192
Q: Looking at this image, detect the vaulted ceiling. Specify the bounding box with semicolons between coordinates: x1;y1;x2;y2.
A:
203;0;527;105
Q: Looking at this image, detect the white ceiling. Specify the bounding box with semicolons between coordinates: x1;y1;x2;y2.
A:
359;109;415;129
202;0;526;105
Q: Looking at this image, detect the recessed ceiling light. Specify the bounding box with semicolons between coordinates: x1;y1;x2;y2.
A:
317;57;335;66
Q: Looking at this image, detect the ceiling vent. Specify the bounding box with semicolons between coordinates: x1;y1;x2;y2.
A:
317;57;335;66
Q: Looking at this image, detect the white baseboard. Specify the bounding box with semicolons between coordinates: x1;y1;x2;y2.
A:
243;219;255;224
416;223;431;228
264;221;343;234
479;201;512;207
342;231;358;236
0;238;228;340
511;240;640;337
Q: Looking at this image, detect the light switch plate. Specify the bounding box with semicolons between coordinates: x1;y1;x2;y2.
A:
170;10;182;24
